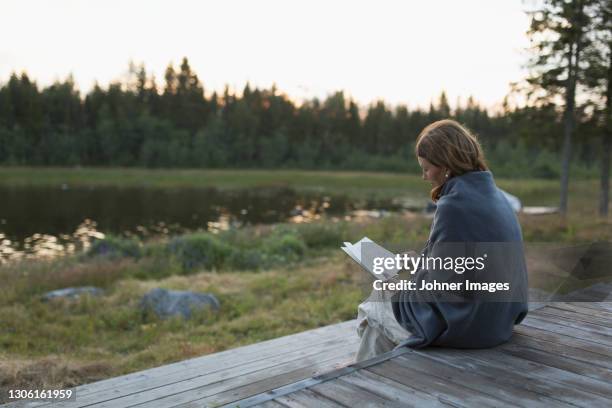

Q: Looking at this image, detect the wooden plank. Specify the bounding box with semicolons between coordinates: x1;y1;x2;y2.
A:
52;338;359;408
520;315;612;347
308;378;401;408
528;301;549;311
368;359;514;408
410;348;612;408
339;370;448;408
28;319;356;406
392;353;570;408
529;311;612;338
196;351;359;408
72;336;355;407
111;343;358;408
581;285;612;298
541;303;612;327
217;347;412;408
443;345;612;399
500;342;612;383
74;319;357;397
563;290;609;302
567;302;612;313
257;401;287;408
514;324;612;358
5;322;354;408
549;302;612;319
272;389;344;408
189;349;359;408
569;289;612;302
512;332;612;370
41;325;357;407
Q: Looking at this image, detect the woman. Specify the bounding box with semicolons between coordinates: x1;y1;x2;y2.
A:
355;119;528;362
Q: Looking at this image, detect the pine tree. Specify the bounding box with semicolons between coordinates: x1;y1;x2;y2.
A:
525;0;596;214
582;0;611;216
437;91;451;118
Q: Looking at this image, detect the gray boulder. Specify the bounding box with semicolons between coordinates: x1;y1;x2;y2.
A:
140;288;220;319
42;286;104;301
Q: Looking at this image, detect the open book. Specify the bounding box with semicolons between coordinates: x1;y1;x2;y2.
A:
341;237;399;281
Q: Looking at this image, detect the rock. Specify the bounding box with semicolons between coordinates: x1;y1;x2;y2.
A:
42;286;104;301
140;288;220;319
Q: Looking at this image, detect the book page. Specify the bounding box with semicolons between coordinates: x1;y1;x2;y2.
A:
342;237;398;281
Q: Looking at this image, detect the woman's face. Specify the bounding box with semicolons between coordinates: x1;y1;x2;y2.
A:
418;157;446;187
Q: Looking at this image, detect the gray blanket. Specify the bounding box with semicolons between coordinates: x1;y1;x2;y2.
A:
392;170;528;348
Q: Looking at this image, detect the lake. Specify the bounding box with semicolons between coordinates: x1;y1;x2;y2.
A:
0;185;420;262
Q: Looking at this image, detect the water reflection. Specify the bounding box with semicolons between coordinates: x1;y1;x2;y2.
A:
207;213;235;234
1;219;105;263
0;185;411;263
287;196;331;224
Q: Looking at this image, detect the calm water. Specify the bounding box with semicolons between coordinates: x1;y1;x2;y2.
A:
0;185;415;262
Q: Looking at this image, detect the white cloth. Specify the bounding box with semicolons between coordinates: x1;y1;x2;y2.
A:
355;286;412;362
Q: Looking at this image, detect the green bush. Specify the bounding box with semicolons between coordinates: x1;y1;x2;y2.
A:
82;221;352;274
296;222;345;249
227;249;265;270
263;233;307;263
168;234;232;272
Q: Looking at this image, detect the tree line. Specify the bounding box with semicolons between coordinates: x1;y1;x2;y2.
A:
0;59;599;174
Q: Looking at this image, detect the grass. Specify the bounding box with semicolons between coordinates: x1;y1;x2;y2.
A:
0;167;610;401
0;167;426;193
0;254;365;401
0;166;605;208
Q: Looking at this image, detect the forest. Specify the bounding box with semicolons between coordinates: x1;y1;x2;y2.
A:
0;58;603;178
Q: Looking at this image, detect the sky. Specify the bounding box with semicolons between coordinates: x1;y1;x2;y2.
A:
1;0;532;111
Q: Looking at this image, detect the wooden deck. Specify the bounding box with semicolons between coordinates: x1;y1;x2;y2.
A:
5;285;612;408
243;301;612;408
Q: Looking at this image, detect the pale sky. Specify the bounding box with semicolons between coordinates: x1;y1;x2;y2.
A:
1;0;532;111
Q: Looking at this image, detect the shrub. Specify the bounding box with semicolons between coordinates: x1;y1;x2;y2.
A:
263;233;307;263
227;249;264;270
168;234;231;272
296;223;344;249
